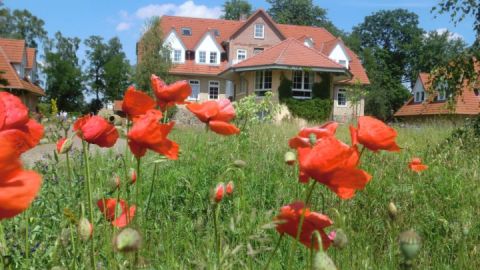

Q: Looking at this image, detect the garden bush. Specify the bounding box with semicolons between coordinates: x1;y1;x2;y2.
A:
284;98;332;122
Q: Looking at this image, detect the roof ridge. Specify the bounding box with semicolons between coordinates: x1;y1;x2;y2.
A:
290;38;343;68
275;38;294;64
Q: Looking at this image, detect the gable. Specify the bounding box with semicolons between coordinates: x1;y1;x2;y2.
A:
230;10;285;41
163;30;186;51
194;32;223;53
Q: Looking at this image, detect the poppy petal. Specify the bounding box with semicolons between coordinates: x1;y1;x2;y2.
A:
0;170;42;220
0;92;29;130
122;86;156;119
212;99;235;122
186;101;219;123
112;205;136;228
209;121;240;135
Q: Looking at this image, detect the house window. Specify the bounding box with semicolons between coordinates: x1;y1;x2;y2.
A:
414;91;425;102
253;48;264;55
189;80;200;100
254;24;264;39
173;50;182;62
210;52;217;64
209;81;219;99
292;70;313;99
213;29;220;36
337;88;347;106
199;51;206;63
181;27;192;36
437;90;446;101
237;49;247;62
338;60;347;67
239;77;247;94
255;70;272;96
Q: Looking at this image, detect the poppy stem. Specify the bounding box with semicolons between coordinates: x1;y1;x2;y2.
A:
66;151;73;185
213;203;221;266
286;180;317;270
82;140;96;270
135;157;141;223
144;162;158;217
24;209;29;261
163;108;168;123
262;234;283;270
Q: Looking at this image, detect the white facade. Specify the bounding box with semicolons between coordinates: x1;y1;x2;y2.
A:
163;30;186;64
328;43;350;69
194;32;222;65
412;77;426;102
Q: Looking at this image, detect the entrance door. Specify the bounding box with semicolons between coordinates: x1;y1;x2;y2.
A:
189;80;200;100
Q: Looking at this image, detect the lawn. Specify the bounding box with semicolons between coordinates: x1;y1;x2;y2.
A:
2;119;480;269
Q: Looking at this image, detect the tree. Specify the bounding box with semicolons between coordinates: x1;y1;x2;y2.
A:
135;17;172;94
433;0;480;43
43;32;84;112
84;36;107;102
0;8;47;48
266;0;344;37
221;0;252;20
104;37;131;102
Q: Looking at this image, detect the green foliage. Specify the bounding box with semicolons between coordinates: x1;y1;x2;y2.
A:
284;98;332;122
37;102;51;117
345;80;367;119
0;70;8;86
278;73;292;101
0;7;47;48
221;0;252;20
312;73;330;99
433;0;480;42
135;17;172;94
266;0;344;37
233;91;279;132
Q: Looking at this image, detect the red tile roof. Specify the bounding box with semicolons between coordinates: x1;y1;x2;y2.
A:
26;48;36;69
0;38;25;63
395;73;479;117
171;60;228;76
229;38;344;71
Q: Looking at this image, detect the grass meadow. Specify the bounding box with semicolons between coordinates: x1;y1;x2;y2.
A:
2;120;480;269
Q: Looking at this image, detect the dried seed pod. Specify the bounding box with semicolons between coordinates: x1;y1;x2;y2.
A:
399;229;421;260
113;228;142;253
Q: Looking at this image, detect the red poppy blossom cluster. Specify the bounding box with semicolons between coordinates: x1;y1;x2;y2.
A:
0;92;44;220
74;115;119;148
408;157;428;172
186;99;240;135
97;198;136;228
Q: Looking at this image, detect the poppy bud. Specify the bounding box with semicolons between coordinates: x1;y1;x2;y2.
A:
312;250;337;270
331;229;348;249
108;175;121;191
309;133;317;146
388;202;398;220
78;218;93;241
57;137;73;154
284;151;296;165
113;228;142;253
399;229;421;260
233;159;246;168
59;228;71;247
210;182;225;203
226;181;234;196
130;169;137;184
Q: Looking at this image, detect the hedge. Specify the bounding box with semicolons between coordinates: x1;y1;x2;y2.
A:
284;98;332;122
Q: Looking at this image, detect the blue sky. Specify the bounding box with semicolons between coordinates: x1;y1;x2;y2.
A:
3;0;476;64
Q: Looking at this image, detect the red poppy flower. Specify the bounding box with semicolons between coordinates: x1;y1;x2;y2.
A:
226;181;234;196
298;136;371;199
0;170;42;220
74;115;119;147
275;202;333;251
186;99;240;135
122;85;156;120
127;109;178;159
151;75;191;111
130;169;137;184
211;182;225;203
289;121;338;149
350;116;400;152
97;198;136;228
408;157;428;172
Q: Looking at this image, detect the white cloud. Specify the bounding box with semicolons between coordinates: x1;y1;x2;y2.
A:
135;1;223;20
435;28;464;41
116;22;132;32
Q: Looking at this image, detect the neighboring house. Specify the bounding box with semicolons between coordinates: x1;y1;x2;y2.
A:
0;38;45;111
395;72;480;119
139;9;369;121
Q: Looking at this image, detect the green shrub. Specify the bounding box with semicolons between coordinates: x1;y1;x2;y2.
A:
278;73;292;102
37;102;51;116
285;98;332;122
234;91;279;132
312;73;330;99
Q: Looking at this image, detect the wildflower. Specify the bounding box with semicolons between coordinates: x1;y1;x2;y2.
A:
226;181;234;195
298;136;371;199
275;202;333;251
127;109;178;159
186;99;240;135
408;158;428;172
151;74;191;111
113;228;142;253
211;183;225;203
349;116;400;152
74;115;119;147
78;218;93;241
289;121;338;149
121;86;156;120
97;198;136;228
56;137;73;154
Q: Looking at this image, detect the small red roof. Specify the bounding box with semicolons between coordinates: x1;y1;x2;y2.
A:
395;73;479;117
171;60;228;76
229;38;345;71
0;38;25;63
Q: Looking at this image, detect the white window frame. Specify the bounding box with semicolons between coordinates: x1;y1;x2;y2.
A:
189;80;200;101
292;70;313;99
198;51;206;63
337;88;347;107
173;49;182;63
237;49;247;62
414;91;425;103
254;24;264;39
209;80;220;100
209;51;218;64
338;60;348;68
255;70;272;97
181;27;192;36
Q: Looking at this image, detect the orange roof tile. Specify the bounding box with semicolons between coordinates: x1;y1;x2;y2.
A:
26;48;36;69
229;38;344;71
171;60;228;76
0;38;26;63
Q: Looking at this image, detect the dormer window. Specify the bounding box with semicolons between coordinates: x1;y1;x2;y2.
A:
210;52;217;64
213;29;220;36
437;90;446;101
254;24;264;39
414;91;425;103
173;49;182;63
198;51;206;63
338;60;347;68
181;27;192;36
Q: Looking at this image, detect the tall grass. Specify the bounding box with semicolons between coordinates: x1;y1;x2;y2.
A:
2;121;479;269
